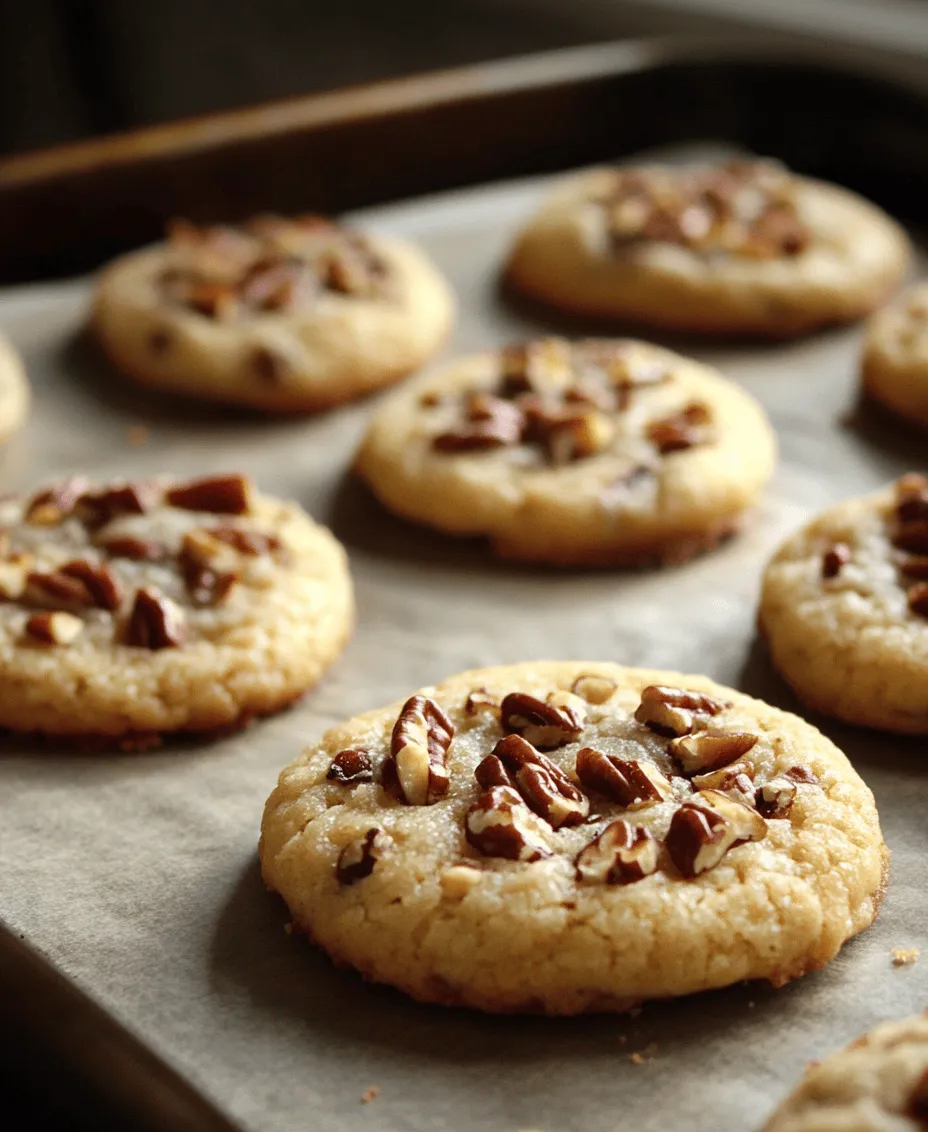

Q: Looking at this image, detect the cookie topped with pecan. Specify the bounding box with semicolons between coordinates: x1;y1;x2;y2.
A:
0;472;353;745
355;337;775;566
505;159;909;337
862;280;928;430
92;213;454;413
761;473;928;734
260;661;886;1014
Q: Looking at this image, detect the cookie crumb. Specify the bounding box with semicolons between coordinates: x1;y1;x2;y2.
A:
126;425;150;446
629;1042;658;1065
361;1087;379;1105
892;947;919;967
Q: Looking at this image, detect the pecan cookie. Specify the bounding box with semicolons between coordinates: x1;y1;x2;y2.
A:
763;1013;928;1131
354;337;776;566
760;473;928;733
862;281;928;428
0;473;353;743
260;662;887;1014
0;332;29;443
505;160;909;337
92;214;454;412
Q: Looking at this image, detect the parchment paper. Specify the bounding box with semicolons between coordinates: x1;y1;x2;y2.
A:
1;152;927;1132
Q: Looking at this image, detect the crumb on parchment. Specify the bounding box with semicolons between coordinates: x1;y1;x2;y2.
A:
629;1042;659;1065
361;1087;379;1105
892;947;919;967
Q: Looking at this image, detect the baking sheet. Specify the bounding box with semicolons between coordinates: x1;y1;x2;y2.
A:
1;149;927;1132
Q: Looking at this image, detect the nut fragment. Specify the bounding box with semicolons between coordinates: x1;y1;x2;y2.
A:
575;747;673;808
23;569;95;611
440;865;483;898
895;473;928;522
668;729;758;774
691;761;755;805
382;695;454;806
336;828;392;885
909;583;928;618
634;684;726;738
575;821;659;885
166;474;252;514
24;476;89;525
570;673;617;705
124;587;186;649
464;786;552;862
433;394;523;452
755;774;797;818
493;734;589;828
822;543;851;579
208;526;281;556
474;753;516;790
465;687;498;715
59;560;124;611
500;690;585;749
666;790;766;877
179;530;239;606
24;611;83;645
786;764;818;785
907;1067;928;1123
76;483;158;528
647;404;711;454
542;408;614;464
326;749;374;785
98;536;167;561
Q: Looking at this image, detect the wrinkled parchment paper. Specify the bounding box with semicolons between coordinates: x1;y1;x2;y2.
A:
1;152;927;1132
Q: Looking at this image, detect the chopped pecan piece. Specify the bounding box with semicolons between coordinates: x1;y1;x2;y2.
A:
666;790;766;877
326;749;374;785
382;695;454;806
575;821;658;885
23;569;95;610
465;687;498;715
786;765;818;785
668;729;758;775
439;865;483;898
59;560;124;611
755;775;797;818
433;394;523;452
897;552;928;580
25;476;89;525
499;339;572;398
336;828;392;885
208;526;281;556
492;734;589;827
893;522;928;554
24;611;83;645
0;558;28;599
77;483;158;528
240;258;315;311
474;753;516;790
543;408;614;464
907;1067;928;1123
575;747;672;808
634;685;726;738
570;673;618;705
909;583;928;618
166;474;252;514
179;531;239;606
822;543;851;579
464;786;551;862
648;403;712;454
895;473;928;522
125;588;185;649
98;536;168;561
691;761;755;805
500;690;585;749
186;281;239;322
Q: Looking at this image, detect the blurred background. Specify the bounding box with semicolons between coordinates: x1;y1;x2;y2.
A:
2;0;928;157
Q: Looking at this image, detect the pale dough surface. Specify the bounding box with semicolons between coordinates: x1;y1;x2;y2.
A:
0;332;29;442
260;661;887;1015
862;281;928;427
354;339;776;565
92;233;454;412
506;167;909;337
763;1013;928;1132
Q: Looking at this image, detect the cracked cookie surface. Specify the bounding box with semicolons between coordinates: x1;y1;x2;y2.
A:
763;1013;928;1132
354;337;776;566
505;160;909;337
760;474;928;733
92;214;454;412
862;281;928;428
0;473;353;742
260;661;886;1014
0;333;29;444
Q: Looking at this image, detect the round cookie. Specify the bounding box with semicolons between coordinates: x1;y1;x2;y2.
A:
260;661;887;1015
760;473;928;733
763;1013;928;1131
0;472;353;742
92;214;455;412
0;332;29;443
505;159;910;337
354;336;776;566
862;281;928;427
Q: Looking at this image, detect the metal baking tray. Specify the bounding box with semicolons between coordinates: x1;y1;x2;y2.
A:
2;36;928;1132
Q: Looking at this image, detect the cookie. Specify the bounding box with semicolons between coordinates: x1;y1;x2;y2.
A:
0;332;29;443
260;661;887;1014
92;215;455;412
763;1013;928;1131
505;159;909;337
354;336;776;566
862;281;928;427
0;472;353;742
760;473;928;733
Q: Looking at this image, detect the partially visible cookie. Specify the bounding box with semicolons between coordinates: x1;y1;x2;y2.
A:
763;1013;928;1131
760;473;928;733
862;281;928;427
354;336;776;566
0;333;29;443
260;661;887;1015
92;215;455;412
505;159;910;337
0;472;353;742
